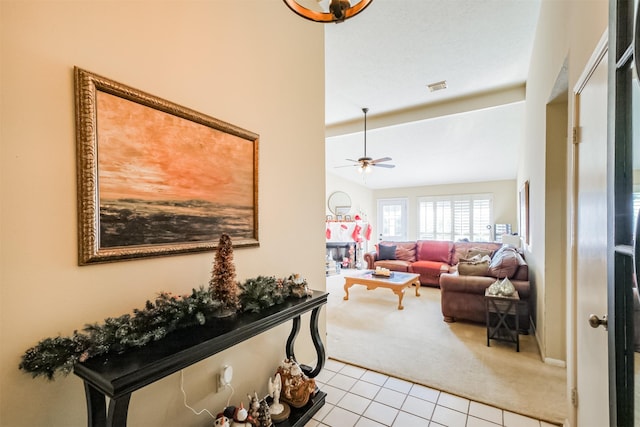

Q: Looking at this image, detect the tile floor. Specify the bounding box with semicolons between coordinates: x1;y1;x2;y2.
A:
305;359;559;427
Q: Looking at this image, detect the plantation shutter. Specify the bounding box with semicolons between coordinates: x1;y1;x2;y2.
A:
417;194;493;242
453;199;470;241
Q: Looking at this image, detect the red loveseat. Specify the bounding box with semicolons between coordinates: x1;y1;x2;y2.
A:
363;240;455;286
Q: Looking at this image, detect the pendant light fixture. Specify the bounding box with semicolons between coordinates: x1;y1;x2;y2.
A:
283;0;373;23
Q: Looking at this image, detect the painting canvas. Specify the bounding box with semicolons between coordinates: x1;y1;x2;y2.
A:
75;67;259;264
519;180;529;246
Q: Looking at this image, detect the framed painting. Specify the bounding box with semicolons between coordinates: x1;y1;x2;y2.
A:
74;67;259;265
519;180;530;246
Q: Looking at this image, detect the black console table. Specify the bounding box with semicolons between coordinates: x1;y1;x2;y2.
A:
74;290;328;427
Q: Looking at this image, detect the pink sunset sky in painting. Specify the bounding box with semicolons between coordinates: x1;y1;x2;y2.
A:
96;91;255;207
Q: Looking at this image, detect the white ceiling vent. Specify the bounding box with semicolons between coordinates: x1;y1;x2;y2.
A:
427;80;448;92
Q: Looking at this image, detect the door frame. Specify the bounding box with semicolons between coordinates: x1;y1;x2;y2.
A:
568;30;609;427
608;0;637;424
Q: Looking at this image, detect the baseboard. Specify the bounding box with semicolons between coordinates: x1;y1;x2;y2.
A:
543;357;567;368
532;316;568;367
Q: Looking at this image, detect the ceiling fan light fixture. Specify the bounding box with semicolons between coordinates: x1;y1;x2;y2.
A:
427;80;448;92
335;107;395;174
283;0;373;23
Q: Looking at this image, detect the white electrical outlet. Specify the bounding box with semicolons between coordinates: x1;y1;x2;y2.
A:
218;365;233;390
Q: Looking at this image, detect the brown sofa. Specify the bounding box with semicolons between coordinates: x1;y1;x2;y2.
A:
364;240;530;329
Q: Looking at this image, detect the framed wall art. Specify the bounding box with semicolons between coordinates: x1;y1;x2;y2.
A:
519;180;530;246
74;67;259;265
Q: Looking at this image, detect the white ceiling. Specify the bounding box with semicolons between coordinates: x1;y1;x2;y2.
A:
323;0;541;189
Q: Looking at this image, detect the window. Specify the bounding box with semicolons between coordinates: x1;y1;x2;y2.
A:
418;194;493;242
377;198;407;241
633;192;640;230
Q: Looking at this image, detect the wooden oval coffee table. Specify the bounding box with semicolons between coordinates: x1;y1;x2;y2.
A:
343;271;421;310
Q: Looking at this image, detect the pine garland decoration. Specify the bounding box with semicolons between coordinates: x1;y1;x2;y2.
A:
19;287;221;380
238;276;290;313
19;273;312;380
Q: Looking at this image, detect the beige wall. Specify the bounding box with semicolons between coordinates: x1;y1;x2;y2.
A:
0;1;325;426
544;99;569;363
373;180;517;242
325;173;374;249
326;173;375;222
523;0;607;423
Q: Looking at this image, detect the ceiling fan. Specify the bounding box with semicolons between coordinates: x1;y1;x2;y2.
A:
340;107;395;173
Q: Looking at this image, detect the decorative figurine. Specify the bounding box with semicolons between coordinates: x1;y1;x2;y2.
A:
268;372;290;422
488;279;501;296
247;392;261;421
231;402;255;426
223;406;236;420
256;398;272;427
500;277;516;296
288;274;312;298
487;277;516;297
276;358;316;408
214;413;231;427
209;233;240;317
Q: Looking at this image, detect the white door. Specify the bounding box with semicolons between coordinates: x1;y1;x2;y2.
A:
377;198;407;242
573;35;609;426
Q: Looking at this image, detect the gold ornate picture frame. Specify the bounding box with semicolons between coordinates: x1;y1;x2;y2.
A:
74;67;259;265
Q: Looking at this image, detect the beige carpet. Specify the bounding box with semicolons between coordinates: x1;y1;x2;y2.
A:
326;272;567;425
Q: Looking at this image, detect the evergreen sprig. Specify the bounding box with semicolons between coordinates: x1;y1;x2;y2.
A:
238;275;290;313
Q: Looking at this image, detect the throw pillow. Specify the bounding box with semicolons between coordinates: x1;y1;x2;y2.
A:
487;247;519;278
395;246;415;262
378;244;397;261
458;260;490;276
466;247;495;259
460;254;491;263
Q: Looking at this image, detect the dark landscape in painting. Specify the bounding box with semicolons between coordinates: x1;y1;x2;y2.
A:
99;199;253;247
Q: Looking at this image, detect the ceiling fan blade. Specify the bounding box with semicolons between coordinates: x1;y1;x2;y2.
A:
371;157;392;164
335;164;360;168
372;163;395;168
345;159;360;163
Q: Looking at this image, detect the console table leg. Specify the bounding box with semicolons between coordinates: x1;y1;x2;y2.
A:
285;307;326;379
84;383;106;427
107;394;131;427
286;315;301;363
307;306;326;378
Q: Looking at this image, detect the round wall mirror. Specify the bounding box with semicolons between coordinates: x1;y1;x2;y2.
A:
328;191;351;216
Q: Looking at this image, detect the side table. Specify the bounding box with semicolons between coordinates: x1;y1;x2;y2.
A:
485;289;523;352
